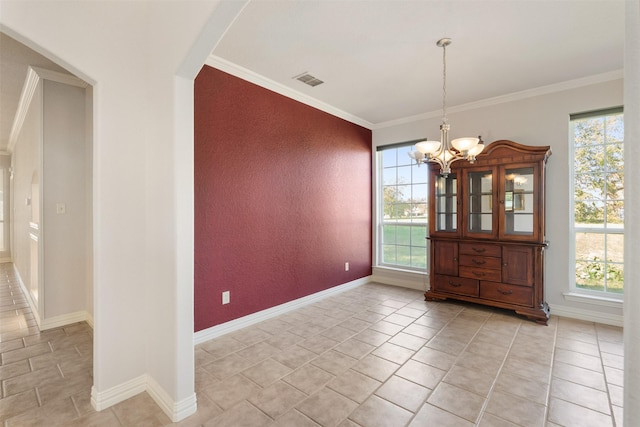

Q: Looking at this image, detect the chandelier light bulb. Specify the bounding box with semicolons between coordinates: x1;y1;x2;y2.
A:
451;137;479;152
416;140;441;154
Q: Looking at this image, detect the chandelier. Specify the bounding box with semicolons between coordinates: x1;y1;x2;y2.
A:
409;38;484;176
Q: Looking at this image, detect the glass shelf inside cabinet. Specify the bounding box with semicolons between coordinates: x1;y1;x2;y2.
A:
435;173;457;232
467;170;493;234
504;167;535;235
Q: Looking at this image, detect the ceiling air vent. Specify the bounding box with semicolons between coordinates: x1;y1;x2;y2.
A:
294;72;324;87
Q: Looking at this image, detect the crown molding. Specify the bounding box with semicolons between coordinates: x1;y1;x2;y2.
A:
8;66;88;153
205;55;374;129
203;55;622;132
374;69;624;130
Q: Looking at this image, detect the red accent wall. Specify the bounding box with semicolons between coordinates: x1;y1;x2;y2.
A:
194;66;372;332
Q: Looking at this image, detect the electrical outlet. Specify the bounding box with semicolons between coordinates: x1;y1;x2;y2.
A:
345;262;349;271
222;291;230;305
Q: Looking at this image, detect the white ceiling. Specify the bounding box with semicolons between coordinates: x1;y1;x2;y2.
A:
0;1;626;151
211;0;625;127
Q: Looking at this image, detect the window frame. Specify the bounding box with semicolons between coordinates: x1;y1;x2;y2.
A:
569;107;624;299
376;141;429;272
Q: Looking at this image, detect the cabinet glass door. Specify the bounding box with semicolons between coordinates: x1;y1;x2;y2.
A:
435;174;457;232
467;170;494;234
503;167;535;236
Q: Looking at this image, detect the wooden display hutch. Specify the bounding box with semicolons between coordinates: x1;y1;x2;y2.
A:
425;140;551;324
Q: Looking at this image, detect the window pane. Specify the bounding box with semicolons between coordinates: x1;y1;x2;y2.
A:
606;234;624;263
605;201;624;225
397;145;414;166
383;224;397;244
605;144;624;171
575;174;605;200
397;166;412;186
574;200;604;225
383;245;397;263
606;115;624;142
605;172;624;200
412;184;428;201
397;185;410;202
383;168;397;185
396;225;411;246
576;260;605;291
410;248;427;269
571;110;623;295
606;263;624;293
575;232;605;260
383;202;399;220
411;203;428;222
574;117;604;146
382;149;397;167
396;246;411;265
575;145;605;174
379;145;429;270
411;225;427;247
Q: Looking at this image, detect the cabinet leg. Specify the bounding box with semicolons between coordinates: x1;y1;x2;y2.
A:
424;291;448;302
515;302;550;325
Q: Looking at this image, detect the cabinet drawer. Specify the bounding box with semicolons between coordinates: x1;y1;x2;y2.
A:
480;281;532;307
433;274;479;297
459;255;502;270
459;243;501;257
460;266;501;282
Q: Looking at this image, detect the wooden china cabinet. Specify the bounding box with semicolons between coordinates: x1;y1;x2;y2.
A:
425;140;551;324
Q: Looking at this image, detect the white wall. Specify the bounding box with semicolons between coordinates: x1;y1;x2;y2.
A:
42;79;88;321
12;78;42;306
374;77;624;324
11;70;91;328
0;0;247;421
624;0;640;423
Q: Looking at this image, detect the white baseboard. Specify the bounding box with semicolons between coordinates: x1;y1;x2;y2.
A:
11;263;94;330
40;310;93;330
371;266;427;291
550;303;623;327
91;375;147;411
194;276;371;345
92;374;197;422
147;375;197;422
12;263;41;327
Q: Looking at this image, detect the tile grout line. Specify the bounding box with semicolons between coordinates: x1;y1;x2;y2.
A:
474;314;524;425
597;322;619;426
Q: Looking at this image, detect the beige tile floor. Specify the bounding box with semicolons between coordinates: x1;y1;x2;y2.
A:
1;262;624;426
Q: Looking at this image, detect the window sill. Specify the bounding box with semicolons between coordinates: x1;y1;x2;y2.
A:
562;292;623;308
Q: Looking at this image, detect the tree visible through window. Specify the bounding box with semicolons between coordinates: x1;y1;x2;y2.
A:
379;144;428;270
571;108;624;295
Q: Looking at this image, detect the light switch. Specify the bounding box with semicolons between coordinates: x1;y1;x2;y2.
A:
56;203;66;214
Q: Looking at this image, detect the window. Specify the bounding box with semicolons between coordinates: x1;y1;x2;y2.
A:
571;107;624;295
378;143;428;270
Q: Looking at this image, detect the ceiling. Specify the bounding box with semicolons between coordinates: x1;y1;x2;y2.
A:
0;1;625;151
211;0;625;127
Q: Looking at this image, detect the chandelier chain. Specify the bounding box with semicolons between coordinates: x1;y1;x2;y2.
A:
442;42;447;123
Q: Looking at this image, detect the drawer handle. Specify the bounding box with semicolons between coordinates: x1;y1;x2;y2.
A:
448;281;462;288
472;271;486;277
497;288;513;295
472;247;486;253
472;259;486;265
